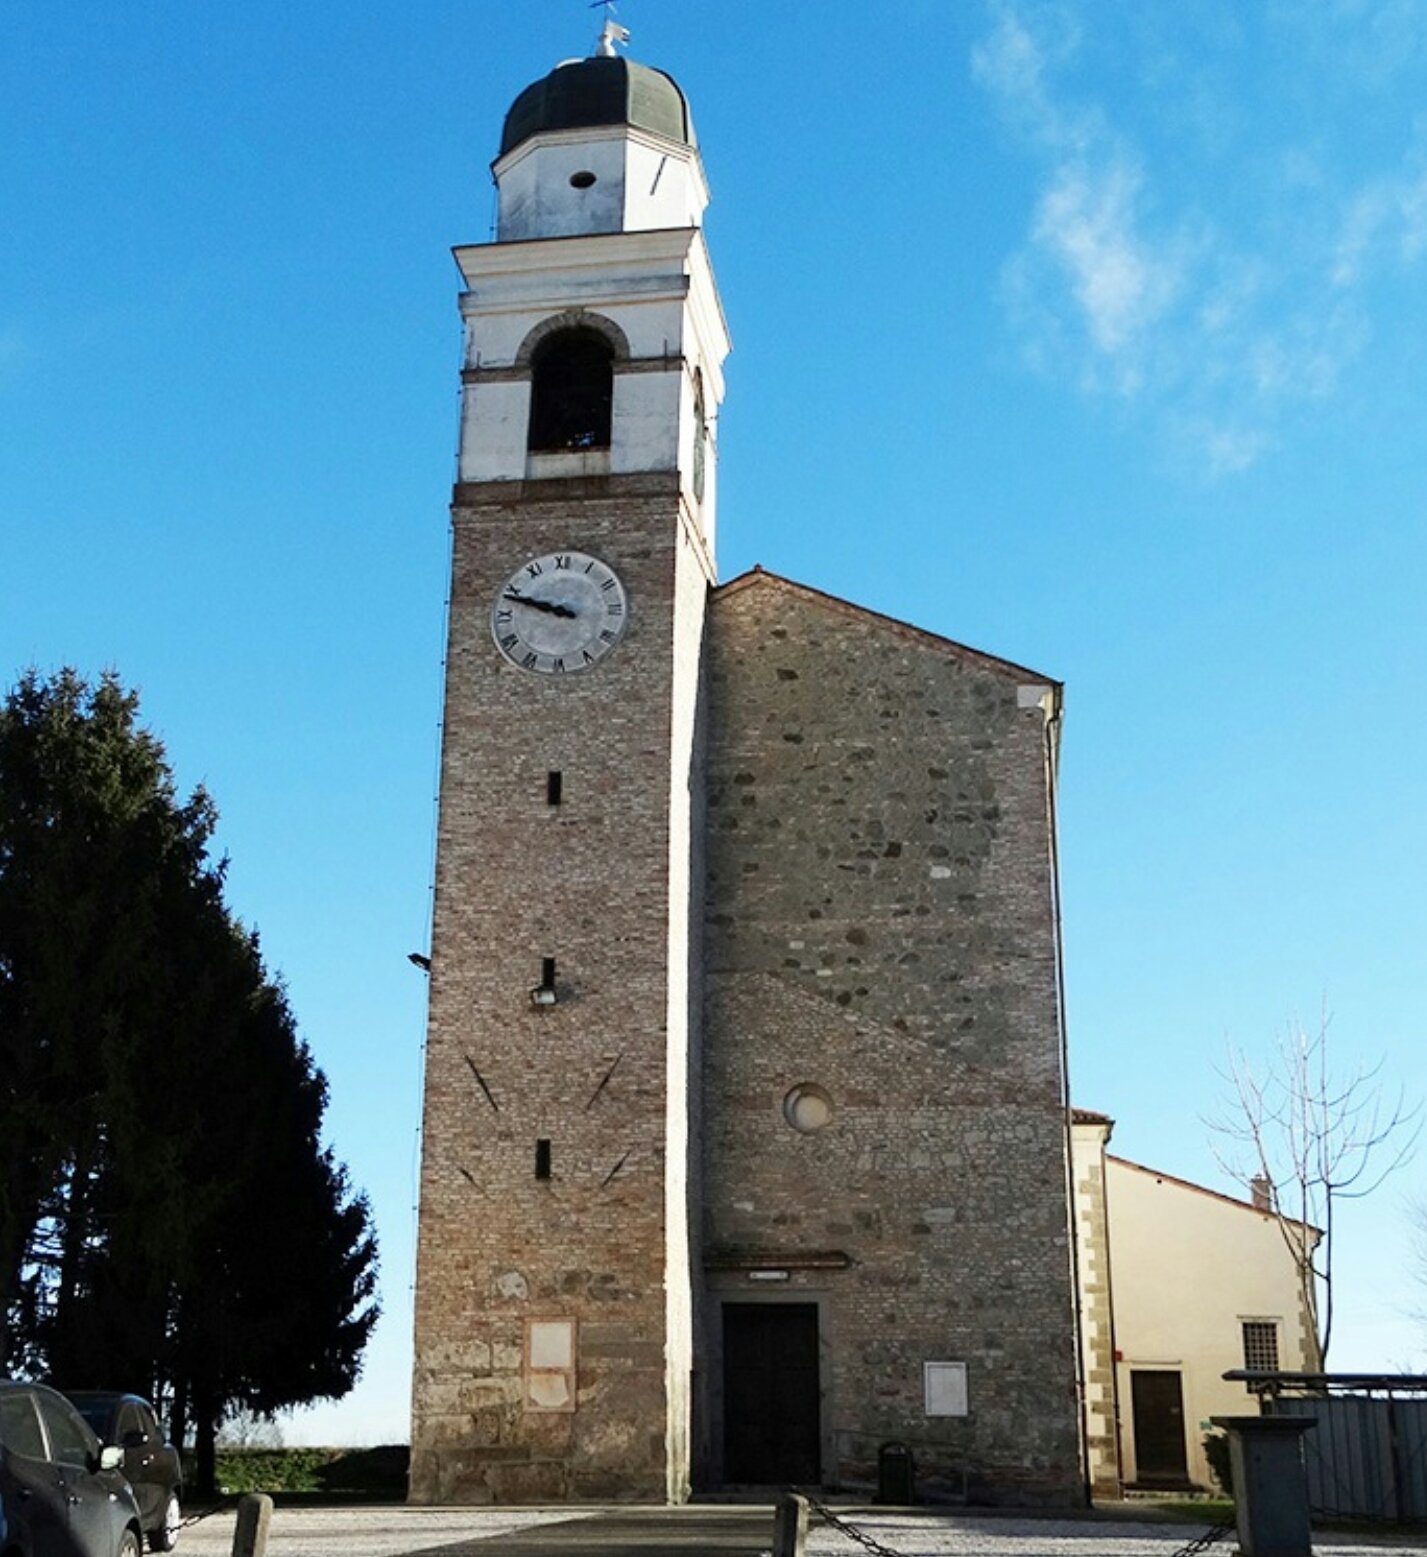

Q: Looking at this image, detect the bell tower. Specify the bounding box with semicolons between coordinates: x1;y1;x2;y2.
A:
410;35;729;1504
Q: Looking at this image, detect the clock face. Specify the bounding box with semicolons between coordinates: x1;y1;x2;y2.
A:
490;550;629;674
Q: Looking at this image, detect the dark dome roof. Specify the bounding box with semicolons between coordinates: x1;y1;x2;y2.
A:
500;56;695;159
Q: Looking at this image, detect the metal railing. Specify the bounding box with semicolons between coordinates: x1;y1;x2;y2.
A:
1223;1370;1427;1523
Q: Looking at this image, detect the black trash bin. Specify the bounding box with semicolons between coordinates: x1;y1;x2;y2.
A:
877;1441;915;1504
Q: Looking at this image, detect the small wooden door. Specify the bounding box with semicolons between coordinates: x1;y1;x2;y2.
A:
1131;1369;1190;1485
722;1303;821;1485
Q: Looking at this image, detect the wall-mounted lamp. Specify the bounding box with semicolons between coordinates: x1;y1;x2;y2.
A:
408;952;432;972
530;957;558;1007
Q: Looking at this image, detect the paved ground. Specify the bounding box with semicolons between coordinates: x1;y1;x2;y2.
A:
176;1506;577;1557
173;1502;1427;1556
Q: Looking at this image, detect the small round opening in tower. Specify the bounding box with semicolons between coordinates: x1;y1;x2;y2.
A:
783;1084;834;1133
569;170;597;189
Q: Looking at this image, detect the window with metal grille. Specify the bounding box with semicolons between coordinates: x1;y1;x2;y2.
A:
1242;1320;1279;1371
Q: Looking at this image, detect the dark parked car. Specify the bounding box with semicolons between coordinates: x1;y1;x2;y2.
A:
0;1380;143;1557
64;1395;181;1554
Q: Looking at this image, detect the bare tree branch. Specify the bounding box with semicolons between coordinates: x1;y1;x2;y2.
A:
1206;1011;1420;1365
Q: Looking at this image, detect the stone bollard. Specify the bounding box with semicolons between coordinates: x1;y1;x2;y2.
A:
231;1492;273;1557
1210;1415;1316;1557
771;1492;809;1557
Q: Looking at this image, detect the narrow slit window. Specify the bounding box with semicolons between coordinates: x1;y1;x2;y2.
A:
541;957;556;990
547;770;563;806
535;1139;552;1180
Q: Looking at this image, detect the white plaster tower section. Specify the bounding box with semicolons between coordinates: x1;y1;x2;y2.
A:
453;226;727;544
457;57;727;548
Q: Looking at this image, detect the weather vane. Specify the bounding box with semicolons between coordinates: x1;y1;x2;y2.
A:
589;0;631;57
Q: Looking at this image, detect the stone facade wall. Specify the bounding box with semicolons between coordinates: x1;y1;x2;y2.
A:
699;575;1081;1504
410;471;705;1503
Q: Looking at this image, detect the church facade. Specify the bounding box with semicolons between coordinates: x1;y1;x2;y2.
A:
410;44;1083;1506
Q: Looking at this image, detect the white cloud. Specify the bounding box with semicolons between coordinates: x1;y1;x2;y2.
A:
1034;158;1180;363
972;2;1100;157
1203;426;1270;478
1333;187;1392;287
971;1;1423;479
1402;169;1427;260
971;5;1047;114
1298;0;1427;83
974;5;1190;400
1334;148;1427;284
972;3;1064;135
1247;301;1370;402
1174;419;1272;480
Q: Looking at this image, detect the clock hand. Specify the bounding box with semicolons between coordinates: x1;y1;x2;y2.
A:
503;590;577;619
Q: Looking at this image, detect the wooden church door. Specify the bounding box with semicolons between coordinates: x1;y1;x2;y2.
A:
722;1303;821;1485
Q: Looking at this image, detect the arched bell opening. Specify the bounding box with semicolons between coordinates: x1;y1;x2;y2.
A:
527;328;616;453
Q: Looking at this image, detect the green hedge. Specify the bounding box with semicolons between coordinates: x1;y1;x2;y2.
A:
216;1446;410;1494
1202;1431;1234;1496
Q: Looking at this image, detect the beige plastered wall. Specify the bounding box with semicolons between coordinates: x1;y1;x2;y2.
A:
1105;1155;1319;1490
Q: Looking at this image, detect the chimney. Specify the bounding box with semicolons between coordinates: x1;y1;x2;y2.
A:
1250;1175;1274;1212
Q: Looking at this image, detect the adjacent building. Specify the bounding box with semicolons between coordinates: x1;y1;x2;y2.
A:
1073;1111;1322;1494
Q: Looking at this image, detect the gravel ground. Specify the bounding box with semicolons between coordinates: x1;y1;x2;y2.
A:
172;1505;581;1556
166;1503;1427;1557
803;1512;1427;1555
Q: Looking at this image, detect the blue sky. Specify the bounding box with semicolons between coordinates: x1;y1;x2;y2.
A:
3;2;1425;1443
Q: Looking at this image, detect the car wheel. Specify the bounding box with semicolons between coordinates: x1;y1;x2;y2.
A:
148;1493;181;1552
118;1529;142;1557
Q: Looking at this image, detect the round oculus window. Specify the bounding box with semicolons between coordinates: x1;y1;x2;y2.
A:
783;1084;834;1134
569;170;597;189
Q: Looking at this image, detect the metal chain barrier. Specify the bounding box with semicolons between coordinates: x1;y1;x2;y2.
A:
174;1493;243;1531
795;1489;913;1557
795;1487;1234;1557
1166;1518;1236;1557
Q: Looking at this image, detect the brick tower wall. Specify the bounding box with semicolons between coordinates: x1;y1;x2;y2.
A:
410;472;703;1503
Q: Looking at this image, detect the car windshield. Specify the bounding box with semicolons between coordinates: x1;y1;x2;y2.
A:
71;1398;111;1436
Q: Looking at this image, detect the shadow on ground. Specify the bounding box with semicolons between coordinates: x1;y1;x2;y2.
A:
408;1506;775;1555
